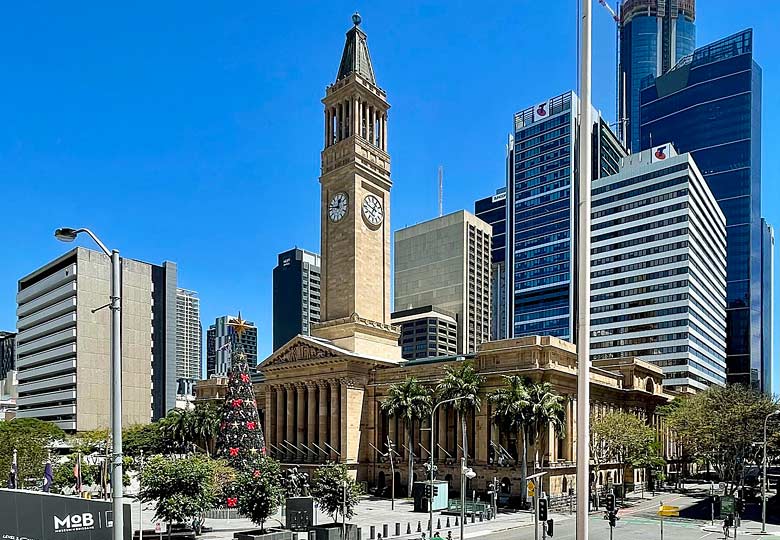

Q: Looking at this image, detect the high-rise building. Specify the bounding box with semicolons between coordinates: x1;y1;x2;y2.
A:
272;248;322;351
761;218;774;393
639;29;771;391
175;288;202;387
590;145;727;392
619;0;696;151
395;210;492;354
0;331;15;382
15;247;178;431
507;91;625;341
475;188;507;341
206;315;258;376
391;306;458;360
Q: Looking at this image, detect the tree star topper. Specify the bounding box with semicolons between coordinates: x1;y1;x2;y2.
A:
229;312;252;338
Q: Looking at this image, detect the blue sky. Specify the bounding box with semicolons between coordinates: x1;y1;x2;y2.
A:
1;2;779;394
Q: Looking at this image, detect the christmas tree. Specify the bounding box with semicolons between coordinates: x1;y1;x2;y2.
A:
216;313;266;478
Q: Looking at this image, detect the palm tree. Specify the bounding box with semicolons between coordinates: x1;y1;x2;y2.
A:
162;408;193;451
436;362;485;463
381;377;432;496
525;381;565;472
489;375;531;504
190;402;222;455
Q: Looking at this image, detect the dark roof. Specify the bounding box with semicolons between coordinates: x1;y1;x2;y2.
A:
336;15;376;84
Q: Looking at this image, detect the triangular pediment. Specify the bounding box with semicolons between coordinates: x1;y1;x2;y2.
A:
259;335;345;370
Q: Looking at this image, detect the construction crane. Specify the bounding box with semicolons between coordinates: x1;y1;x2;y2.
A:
598;0;627;146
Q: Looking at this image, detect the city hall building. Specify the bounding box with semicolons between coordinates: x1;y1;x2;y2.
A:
246;15;678;499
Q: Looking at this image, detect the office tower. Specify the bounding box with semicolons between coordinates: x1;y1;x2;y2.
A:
590;145;727;392
272;248;322;351
639;29;770;390
507;91;625;341
391;306;459;360
0;331;16;404
206;315;258;376
619;0;696;150
15;247;178;431
175;288;202;388
761;219;774;392
395;210;492;354
475;188;507;341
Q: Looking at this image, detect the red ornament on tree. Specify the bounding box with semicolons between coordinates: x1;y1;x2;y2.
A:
240;373;250;383
246;421;256;430
229;447;239;457
231;398;243;408
227;497;237;508
253;469;261;478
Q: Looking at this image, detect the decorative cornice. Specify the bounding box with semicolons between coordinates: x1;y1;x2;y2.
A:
313;312;400;335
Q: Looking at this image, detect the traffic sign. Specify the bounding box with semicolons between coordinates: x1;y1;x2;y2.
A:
657;505;680;517
527;480;536;498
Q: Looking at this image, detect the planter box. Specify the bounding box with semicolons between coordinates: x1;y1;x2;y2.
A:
234;528;293;540
310;523;361;540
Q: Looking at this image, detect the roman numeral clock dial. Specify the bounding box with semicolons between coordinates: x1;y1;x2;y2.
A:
362;194;384;227
328;192;348;222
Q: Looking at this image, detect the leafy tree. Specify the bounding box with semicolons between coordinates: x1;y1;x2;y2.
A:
159;402;223;456
235;457;284;532
138;455;223;537
381;377;432;496
489;375;531;504
310;462;362;524
123;422;172;459
525;381;565;472
71;429;110;455
436;361;484;464
0;418;64;489
592;411;663;495
663;385;778;494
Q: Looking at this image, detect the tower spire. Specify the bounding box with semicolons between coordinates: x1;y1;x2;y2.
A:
336;12;376;84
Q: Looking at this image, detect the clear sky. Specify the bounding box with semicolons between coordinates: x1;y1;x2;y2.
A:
1;2;778;394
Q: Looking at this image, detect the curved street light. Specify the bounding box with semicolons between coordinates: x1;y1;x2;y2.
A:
55;227;123;540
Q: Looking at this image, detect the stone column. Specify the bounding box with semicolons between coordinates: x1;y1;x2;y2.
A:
285;384;295;447
265;385;274;447
475;400;488;464
329;380;340;460
296;383;306;448
382;114;388;150
353;97;360;136
318;381;328;459
307;382;317;448
275;385;285;450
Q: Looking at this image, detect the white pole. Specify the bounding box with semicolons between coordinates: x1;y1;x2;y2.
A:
111;249;124;540
576;1;593;540
763;411;780;533
139;451;144;540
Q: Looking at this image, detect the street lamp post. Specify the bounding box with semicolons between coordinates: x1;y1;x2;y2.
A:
762;410;780;534
429;397;462;540
55;228;123;540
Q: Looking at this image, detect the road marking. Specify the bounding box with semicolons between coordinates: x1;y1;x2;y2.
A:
464;531;494;539
699;533;713;539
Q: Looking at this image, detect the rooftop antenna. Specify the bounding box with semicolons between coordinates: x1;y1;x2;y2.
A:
438;165;444;217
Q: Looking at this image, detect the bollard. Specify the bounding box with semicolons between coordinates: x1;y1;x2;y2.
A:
446;518;450;528
383;524;388;538
426;520;430;532
416;521;421;533
370;526;376;539
395;523;400;537
471;513;475;524
479;513;483;523
454;516;459;526
437;518;441;530
407;523;411;535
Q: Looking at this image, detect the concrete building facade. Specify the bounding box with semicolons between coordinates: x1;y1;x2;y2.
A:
390;305;458;360
15;247;178;431
272;248;322;351
590;146;728;392
395;211;492;354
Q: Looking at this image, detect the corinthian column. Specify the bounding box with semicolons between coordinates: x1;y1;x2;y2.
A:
306;382;317;448
329;379;340;460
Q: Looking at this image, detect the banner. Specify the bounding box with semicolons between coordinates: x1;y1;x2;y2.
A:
0;489;132;540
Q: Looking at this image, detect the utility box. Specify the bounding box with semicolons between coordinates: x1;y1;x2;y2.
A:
412;480;449;512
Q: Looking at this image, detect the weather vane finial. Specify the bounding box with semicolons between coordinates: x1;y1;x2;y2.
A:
352;12;361;27
228;312;252;338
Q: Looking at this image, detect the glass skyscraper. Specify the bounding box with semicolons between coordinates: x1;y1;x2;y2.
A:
619;0;696;151
475;188;507;341
639;29;771;391
507;91;625;341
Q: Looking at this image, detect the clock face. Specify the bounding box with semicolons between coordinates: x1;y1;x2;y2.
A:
362;194;384;227
328;192;348;222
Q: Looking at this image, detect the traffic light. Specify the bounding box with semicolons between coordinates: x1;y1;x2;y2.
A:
424;484;432;498
712;495;721;518
432;485;439;497
725;514;735;527
538;498;548;521
605;493;616;513
736;498;745;515
546;519;554;536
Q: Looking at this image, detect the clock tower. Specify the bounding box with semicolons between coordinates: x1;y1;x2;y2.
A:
312;13;400;359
